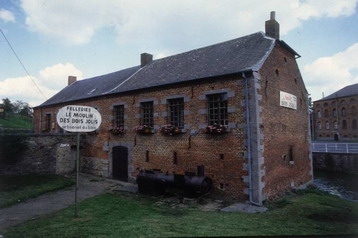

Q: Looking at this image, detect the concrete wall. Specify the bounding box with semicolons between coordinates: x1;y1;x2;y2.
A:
0;134;77;175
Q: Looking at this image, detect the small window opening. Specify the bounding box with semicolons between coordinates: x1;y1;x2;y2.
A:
173;151;178;164
145;150;149;162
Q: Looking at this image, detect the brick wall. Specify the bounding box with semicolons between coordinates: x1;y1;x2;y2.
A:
259;45;312;199
313;95;358;141
34;77;249;200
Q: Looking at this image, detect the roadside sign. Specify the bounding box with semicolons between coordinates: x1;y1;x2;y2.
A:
56;105;102;217
56;105;102;132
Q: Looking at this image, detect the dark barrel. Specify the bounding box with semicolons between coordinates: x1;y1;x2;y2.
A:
136;170;212;196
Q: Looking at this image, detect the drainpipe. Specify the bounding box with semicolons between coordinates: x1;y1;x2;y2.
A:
243;72;262;206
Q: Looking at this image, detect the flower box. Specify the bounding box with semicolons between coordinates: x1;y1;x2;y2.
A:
110;126;126;135
205;124;227;135
159;124;183;136
135;125;155;135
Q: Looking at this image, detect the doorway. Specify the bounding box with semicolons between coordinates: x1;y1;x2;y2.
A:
112;146;128;182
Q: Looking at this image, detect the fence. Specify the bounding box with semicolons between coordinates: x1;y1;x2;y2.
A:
312;142;358;154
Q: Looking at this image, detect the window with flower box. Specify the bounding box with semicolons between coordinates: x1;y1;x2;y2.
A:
140;101;154;126
207;93;228;126
168;98;184;128
113;105;124;128
110;105;126;135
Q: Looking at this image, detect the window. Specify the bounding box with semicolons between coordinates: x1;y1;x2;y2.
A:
113;105;124;128
352;119;357;130
44;113;51;131
140;101;153;126
352;106;357;116
324;109;329;118
332;109;337;117
342;120;347;129
168;98;184;128
325;121;330;130
317;110;321;118
334;121;338;129
342;107;346;117
207;93;228;126
318;122;322;130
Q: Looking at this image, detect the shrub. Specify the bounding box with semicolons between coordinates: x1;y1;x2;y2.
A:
0;134;28;165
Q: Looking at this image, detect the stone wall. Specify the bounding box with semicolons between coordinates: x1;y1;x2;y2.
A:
0;134;77;175
313;152;358;174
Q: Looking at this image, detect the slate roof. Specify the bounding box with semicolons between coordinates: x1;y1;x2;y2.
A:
38;31;297;107
315;83;358;101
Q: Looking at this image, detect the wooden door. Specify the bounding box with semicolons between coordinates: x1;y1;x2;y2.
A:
112;146;128;182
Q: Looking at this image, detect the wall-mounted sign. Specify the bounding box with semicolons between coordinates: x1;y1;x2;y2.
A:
56;105;102;132
280;91;297;110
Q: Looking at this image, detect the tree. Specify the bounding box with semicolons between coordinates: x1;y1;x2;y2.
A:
13;100;33;117
2;98;14;113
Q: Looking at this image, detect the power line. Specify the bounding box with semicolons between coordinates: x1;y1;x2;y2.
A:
1;29;47;100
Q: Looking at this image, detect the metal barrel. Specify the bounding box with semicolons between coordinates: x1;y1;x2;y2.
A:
136;170;212;195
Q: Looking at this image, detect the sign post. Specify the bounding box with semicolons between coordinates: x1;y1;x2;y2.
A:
56;105;102;217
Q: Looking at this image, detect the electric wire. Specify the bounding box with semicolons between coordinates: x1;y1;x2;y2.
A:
1;29;47;100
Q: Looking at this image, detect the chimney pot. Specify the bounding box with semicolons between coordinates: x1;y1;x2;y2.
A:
265;11;280;39
141;53;153;67
270;11;276;20
68;76;77;85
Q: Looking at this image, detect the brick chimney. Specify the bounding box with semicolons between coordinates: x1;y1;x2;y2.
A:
141;53;153;67
265;11;280;39
68;76;77;85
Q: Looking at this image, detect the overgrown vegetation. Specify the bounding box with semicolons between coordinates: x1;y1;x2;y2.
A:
0;98;33;129
3;188;358;237
0;174;74;208
0;134;29;165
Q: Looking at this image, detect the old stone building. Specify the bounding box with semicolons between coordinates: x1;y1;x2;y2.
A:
313;83;358;141
33;12;312;204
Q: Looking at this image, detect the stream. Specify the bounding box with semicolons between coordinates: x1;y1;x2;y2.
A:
313;170;358;202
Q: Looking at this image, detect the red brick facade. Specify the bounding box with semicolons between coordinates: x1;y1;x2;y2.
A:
33;43;312;203
313;94;358;141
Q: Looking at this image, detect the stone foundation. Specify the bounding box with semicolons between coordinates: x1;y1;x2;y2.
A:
313;152;358;174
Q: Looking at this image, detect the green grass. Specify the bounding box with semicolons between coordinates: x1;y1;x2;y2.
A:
0;174;74;208
0;114;33;129
3;189;358;237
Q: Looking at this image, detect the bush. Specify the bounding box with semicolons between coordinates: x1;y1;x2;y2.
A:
0;134;28;165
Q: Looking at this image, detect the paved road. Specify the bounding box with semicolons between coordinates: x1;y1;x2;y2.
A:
0;173;137;230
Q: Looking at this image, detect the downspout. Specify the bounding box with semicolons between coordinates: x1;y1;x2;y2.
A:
243;72;261;206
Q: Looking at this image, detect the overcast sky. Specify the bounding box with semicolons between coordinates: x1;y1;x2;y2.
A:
1;0;357;107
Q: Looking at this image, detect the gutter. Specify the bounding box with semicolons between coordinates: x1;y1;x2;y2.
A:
243;72;262;207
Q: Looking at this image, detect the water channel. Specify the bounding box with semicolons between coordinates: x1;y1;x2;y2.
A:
313;170;358;202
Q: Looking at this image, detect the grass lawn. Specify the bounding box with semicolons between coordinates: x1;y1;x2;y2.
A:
0;174;74;208
0;114;33;129
3;188;358;237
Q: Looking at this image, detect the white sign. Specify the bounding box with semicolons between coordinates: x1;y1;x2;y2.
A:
56;105;102;132
280;91;297;110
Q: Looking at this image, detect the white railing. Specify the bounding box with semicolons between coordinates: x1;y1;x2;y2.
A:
311;142;358;154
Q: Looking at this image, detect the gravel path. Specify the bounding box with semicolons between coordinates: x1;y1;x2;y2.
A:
0;173;137;230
